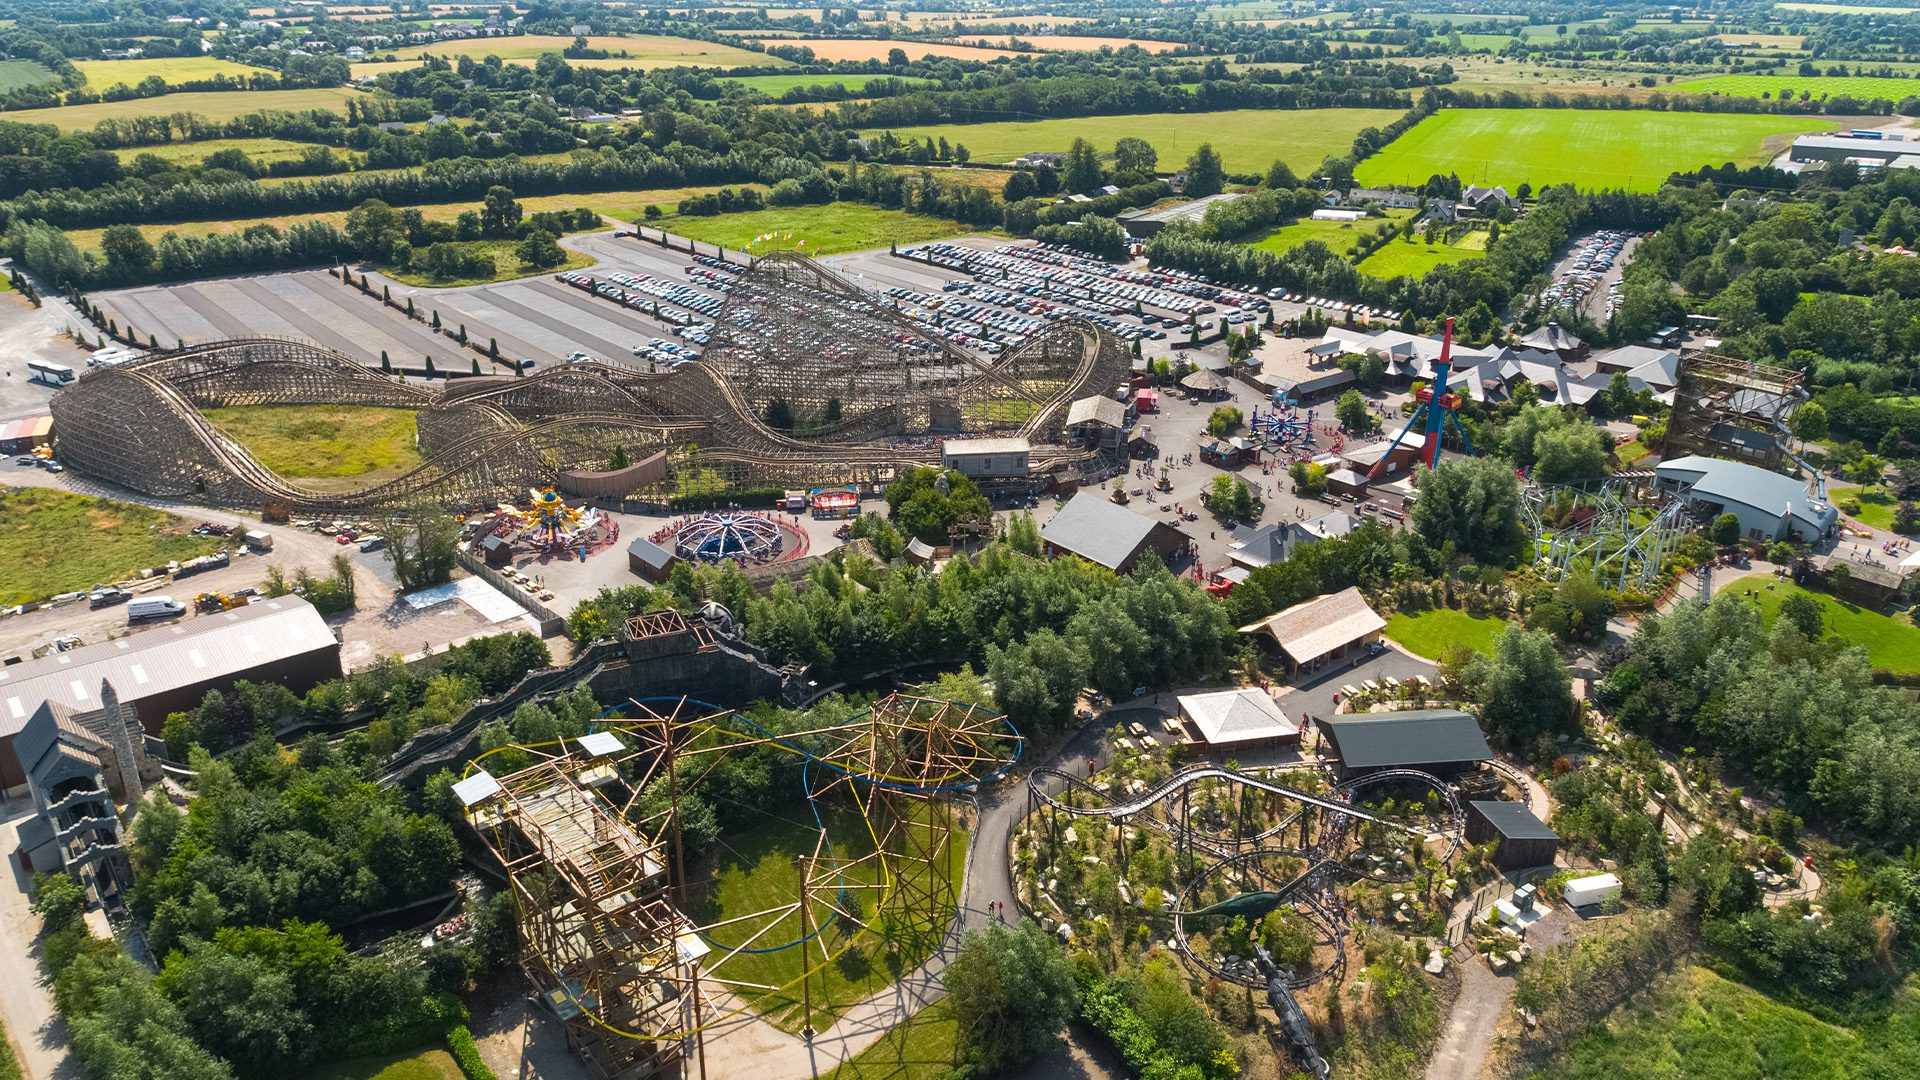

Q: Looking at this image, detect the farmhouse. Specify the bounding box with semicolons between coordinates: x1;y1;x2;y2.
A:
1465;800;1561;871
1654;455;1837;542
1789;133;1917;167
1239;586;1386;673
1178;688;1302;752
1340;186;1420;209
0;597;341;792
1041;492;1188;573
1314;709;1493;779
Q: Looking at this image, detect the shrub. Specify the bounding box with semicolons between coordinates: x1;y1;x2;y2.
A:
447;1024;499;1080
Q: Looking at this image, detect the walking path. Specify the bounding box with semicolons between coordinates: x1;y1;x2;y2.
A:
0;803;80;1080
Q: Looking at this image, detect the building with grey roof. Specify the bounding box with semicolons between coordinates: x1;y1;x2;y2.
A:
1789;133;1915;167
1654;455;1837;542
1466;800;1561;871
1315;708;1493;778
0;596;340;791
1117;193;1246;237
14;697;140;909
1041;492;1188;573
1178;688;1301;751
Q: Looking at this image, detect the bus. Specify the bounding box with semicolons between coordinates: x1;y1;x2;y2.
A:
27;361;75;386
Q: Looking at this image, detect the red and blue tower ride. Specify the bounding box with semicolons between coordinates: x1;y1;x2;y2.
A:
1366;316;1475;480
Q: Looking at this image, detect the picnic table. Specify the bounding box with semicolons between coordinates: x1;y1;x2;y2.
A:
1362;679;1380;692
1128;721;1149;737
1340;684;1360;698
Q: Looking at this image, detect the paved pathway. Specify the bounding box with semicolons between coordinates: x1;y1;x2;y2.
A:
0;803;81;1080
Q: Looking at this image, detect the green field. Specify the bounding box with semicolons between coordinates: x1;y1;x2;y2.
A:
296;1047;464;1080
1384;608;1509;660
1830;483;1899;530
1356;234;1487;277
1247;208;1411;257
378;238;595;289
1670;73;1920;104
659;202;981;255
825;998;958;1080
112;136;356;169
198;405;423;484
0;59;58;92
719;72;935;95
1353;108;1837;192
1720;575;1920;674
695;805;966;1032
1531;966;1920;1079
1775;1;1920;11
1453;34;1517;51
0;1016;23;1080
866;107;1406;175
73;57;268;89
0;488;225;604
3;87;362;130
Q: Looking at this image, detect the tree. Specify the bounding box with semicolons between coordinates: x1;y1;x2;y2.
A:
1791;401;1829;442
515;227;564;268
1335;388;1372;433
1709;512;1742;547
1265;159;1300;190
1464;625;1574;746
1207;474;1255;520
381;506;461;590
100;224;155;273
344;198;401;260
480;185;522;238
764;397;796;431
1604;370;1636;417
988;629;1088;733
1206;405;1243;437
1184;143;1225;198
1063;137;1104;194
1112;136;1158;185
32;872;87;931
945;923;1077;1074
884;467;991;544
1289;460;1328;495
1533;422;1610;484
1778;592;1824;640
1410;456;1524;561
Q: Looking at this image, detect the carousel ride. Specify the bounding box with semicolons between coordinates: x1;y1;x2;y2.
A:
1249;396;1317;453
456;692;1020;1080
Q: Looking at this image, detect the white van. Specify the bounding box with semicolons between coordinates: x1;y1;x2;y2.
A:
127;596;186;623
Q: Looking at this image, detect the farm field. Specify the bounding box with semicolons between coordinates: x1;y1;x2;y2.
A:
1720;575;1920;674
657;202;982;256
1528;966;1920;1079
73;57;268;88
1670;73;1920;104
718;72;934;94
199;405;424;485
1356;233;1486;277
1353;108;1838;192
1246;208;1411;257
867;107;1404;174
357;33;782;74
769;38;1023;62
0;58;57;92
1712;33;1807;51
0;489;225;605
952;34;1187;53
1453;33;1517;50
2;87;362;130
1383;609;1508;660
1775;1;1920;11
111;136;358;168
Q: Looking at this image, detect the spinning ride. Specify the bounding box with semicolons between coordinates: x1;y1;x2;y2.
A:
1250;399;1316;451
672;511;786;563
493;486;601;553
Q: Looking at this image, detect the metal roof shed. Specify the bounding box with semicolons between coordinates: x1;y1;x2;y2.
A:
1316;708;1492;777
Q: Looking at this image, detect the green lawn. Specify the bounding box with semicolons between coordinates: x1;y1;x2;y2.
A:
1246;208;1411;258
658;202;982;256
2;87;362;130
0;488;225;605
1453;33;1518;51
695;804;966;1033
825;998;959;1080
1384;609;1509;660
1830;483;1899;531
1670;73;1920;105
0;59;58;92
377;238;595;289
296;1047;464;1080
718;73;935;95
1719;576;1920;674
866;107;1406;175
1356;235;1486;278
73;57;269;89
111;136;358;169
1531;966;1920;1079
1353;108;1838;192
198;405;423;483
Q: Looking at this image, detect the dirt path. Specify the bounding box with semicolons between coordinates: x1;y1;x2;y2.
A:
0;803;81;1080
1424;948;1511;1080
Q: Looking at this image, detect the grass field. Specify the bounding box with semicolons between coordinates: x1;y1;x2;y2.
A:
422;32;779;68
1384;609;1509;660
0;58;57;92
824;999;958;1080
1531;966;1920;1079
1775;1;1920;11
868;107;1404;174
73;57;268;89
0;488;225;604
198;405;423;484
1353;108;1837;192
1356;234;1487;277
111;136;357;169
2;87;362;130
1670;73;1920;104
379;238;595;289
1831;483;1900;530
1453;33;1517;51
1246;208;1411;257
771;39;1022;62
953;34;1187;53
718;72;934;95
1713;33;1807;51
1719;575;1920;674
695;805;966;1032
658;202;981;255
296;1047;463;1080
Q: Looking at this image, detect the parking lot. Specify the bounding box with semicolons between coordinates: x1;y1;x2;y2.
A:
1539;230;1641;322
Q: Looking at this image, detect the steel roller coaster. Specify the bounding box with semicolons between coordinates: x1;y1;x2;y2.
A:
456;693;1019;1080
1025;762;1464;1077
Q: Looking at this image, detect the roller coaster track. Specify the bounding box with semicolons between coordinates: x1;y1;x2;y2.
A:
1029;764;1409;831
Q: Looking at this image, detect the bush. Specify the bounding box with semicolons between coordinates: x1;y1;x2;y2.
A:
446;1024;499;1080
